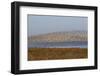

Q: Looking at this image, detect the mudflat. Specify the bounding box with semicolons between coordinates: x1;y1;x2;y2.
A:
28;48;87;61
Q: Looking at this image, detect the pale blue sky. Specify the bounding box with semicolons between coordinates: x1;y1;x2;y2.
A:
28;15;87;36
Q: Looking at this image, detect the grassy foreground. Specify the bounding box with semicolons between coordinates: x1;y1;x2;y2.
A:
28;48;88;61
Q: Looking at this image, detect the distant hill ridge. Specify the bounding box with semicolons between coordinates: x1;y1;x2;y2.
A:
28;31;87;42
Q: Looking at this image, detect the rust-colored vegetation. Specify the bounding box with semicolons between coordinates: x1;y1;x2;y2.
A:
28;48;88;61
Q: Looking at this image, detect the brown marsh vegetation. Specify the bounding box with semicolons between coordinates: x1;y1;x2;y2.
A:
28;48;87;61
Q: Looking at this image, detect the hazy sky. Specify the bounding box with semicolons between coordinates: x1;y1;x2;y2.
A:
28;15;87;36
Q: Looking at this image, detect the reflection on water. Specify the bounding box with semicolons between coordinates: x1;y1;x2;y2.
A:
28;41;87;48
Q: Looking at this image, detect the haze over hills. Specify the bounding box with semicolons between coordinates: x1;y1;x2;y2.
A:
28;31;87;42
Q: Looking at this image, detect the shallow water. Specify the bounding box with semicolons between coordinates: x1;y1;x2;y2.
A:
28;41;87;48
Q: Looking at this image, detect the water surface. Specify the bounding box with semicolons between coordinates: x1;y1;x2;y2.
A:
28;41;87;48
